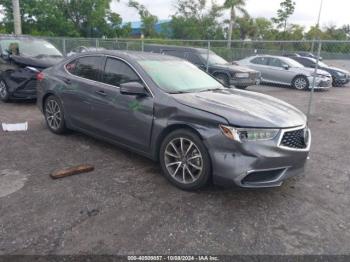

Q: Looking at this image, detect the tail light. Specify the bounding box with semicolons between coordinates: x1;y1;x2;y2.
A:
36;72;45;81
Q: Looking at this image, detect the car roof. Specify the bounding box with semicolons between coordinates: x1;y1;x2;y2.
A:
144;44;209;54
0;34;40;41
72;50;183;62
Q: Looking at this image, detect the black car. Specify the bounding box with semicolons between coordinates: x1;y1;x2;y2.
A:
284;52;323;61
289;56;350;87
144;44;261;89
0;35;63;102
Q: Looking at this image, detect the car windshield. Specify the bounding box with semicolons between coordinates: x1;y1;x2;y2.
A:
139;60;223;93
199;53;228;65
0;39;63;57
308;58;328;67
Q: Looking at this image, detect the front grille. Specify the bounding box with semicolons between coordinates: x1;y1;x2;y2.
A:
281;128;308;149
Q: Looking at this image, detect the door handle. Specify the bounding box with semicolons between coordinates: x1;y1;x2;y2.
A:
63;78;71;85
95;90;107;97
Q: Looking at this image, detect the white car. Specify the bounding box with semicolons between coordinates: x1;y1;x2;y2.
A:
238;55;332;90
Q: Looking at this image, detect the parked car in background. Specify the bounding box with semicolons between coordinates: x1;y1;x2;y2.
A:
289;56;350;87
67;46;106;57
284;51;323;61
144;44;261;89
238;55;332;90
37;51;310;190
0;35;63;102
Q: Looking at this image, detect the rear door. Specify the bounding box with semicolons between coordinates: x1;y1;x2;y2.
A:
248;57;270;81
61;55;105;130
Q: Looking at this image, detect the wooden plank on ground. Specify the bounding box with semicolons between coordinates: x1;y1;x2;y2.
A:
50;165;94;179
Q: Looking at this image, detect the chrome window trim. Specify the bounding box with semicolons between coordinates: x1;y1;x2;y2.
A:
63;54;154;98
277;124;311;152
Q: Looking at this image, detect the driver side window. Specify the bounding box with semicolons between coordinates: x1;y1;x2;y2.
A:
102;58;141;87
269;58;283;68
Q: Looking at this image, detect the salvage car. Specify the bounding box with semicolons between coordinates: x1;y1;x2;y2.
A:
0;35;63;102
289;56;350;87
144;44;261;89
37;51;311;190
238;55;332;90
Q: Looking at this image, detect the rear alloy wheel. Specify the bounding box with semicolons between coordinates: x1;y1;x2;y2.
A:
215;74;230;87
160;129;211;191
293;76;309;90
0;79;10;102
44;95;67;134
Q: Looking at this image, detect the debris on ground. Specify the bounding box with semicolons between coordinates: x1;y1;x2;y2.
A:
50;165;94;179
2;122;28;132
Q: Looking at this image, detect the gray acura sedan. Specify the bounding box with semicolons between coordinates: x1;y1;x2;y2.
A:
37;51;311;190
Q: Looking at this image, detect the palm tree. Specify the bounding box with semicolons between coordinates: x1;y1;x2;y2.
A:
223;0;247;48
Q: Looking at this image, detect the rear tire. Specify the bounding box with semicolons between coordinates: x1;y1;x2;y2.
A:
292;75;309;90
44;95;67;134
0;79;10;102
159;129;211;191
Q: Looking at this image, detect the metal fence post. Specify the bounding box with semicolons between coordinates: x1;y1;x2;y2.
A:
95;38;99;49
62;38;66;56
307;40;322;120
126;42;129;51
206;41;211;72
141;39;144;52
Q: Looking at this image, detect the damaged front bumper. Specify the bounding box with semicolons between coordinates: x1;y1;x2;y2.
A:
205;126;311;188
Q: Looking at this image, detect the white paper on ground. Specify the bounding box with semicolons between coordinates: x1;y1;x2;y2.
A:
2;122;28;132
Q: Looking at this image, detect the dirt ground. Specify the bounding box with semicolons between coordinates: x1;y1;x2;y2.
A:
0;83;349;255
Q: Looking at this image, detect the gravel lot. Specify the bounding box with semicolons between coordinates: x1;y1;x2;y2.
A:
0;83;349;256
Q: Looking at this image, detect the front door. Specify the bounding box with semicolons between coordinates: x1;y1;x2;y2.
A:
88;57;154;152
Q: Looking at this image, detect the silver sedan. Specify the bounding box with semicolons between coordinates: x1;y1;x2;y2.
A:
238;55;332;90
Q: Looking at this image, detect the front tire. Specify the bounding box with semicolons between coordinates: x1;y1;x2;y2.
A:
159;129;211;191
292;75;309;90
44;95;67;134
0;79;10;102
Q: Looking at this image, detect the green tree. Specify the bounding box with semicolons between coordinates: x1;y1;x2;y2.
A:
0;0;128;37
171;0;224;40
128;0;158;38
272;0;296;36
222;0;247;48
254;17;275;40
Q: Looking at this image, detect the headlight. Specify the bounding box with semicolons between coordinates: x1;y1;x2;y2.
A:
220;125;280;142
235;72;250;78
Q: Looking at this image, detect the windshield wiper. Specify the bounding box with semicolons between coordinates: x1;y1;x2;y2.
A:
199;88;223;93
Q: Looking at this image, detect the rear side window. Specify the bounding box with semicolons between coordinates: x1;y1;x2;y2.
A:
65;60;77;74
102;58;141;86
251;57;268;65
73;56;104;81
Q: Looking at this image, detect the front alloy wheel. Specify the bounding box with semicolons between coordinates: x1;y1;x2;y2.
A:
0;79;10;102
160;129;211;190
293;76;309;90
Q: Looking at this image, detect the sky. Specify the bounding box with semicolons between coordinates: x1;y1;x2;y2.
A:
110;0;350;29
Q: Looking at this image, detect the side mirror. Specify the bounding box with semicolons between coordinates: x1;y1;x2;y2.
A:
120;82;147;96
282;64;290;70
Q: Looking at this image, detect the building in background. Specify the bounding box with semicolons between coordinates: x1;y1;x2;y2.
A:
126;19;172;38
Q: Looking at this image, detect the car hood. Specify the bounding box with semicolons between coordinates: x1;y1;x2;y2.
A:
297;67;331;77
11;55;63;69
325;66;349;75
172;89;306;128
211;63;257;73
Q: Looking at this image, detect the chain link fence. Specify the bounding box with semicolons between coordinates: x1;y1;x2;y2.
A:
42;37;350;117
